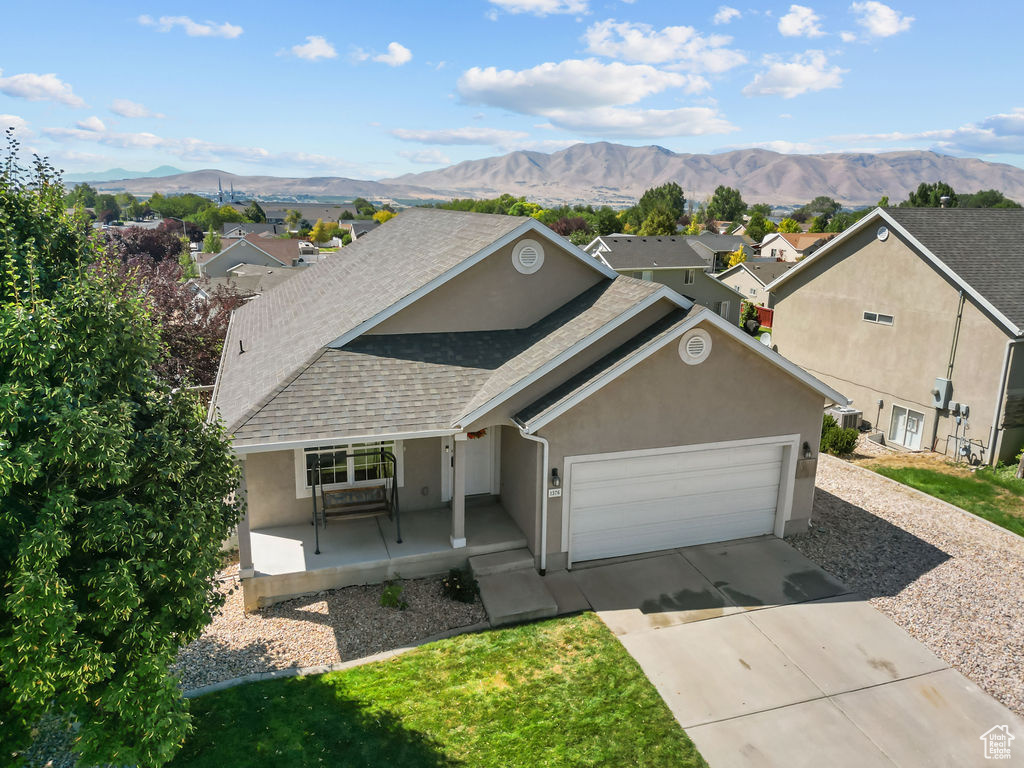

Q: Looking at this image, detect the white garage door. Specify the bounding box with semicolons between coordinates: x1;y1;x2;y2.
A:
568;441;787;564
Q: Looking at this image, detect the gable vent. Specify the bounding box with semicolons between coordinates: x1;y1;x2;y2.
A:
512;238;545;274
679;329;712;365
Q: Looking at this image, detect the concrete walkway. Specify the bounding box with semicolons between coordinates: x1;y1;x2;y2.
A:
559;537;1024;768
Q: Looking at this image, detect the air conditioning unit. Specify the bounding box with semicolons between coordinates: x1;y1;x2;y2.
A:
828;406;862;431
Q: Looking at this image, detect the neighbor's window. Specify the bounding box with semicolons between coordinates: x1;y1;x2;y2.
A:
683;270;695;285
863;311;894;325
301;441;400;490
641;270;654;281
749;288;756;296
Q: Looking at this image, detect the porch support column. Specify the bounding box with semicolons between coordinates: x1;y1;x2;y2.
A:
451;433;467;548
236;458;255;578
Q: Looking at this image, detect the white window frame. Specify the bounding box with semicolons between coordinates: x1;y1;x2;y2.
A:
294;441;404;498
888;405;924;450
863;310;895;325
641;270;654;281
714;300;731;319
683;270;695;285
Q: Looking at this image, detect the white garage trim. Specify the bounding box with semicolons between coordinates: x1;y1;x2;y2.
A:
562;434;799;567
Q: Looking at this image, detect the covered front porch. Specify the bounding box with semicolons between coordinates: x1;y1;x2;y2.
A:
241;498;527;609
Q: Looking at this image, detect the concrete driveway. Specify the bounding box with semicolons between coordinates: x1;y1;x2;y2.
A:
551;537;1024;767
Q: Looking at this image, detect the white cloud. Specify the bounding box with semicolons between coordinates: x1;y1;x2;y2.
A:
374;42;412;67
392;126;531;145
839;30;857;42
779;113;793;119
0;70;85;107
778;5;825;37
109;98;164;119
398;149;452;164
743;50;845;98
540;105;736;138
713;6;741;24
850;1;913;37
288;35;337;60
831;108;1024;155
724;139;821;153
0;114;32;137
487;0;588;16
459;59;704;114
76;116;106;132
137;14;242;39
583;20;745;73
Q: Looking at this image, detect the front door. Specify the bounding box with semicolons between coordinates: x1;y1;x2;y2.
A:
464;431;494;496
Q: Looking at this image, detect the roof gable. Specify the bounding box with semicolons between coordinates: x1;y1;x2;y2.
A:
593;236;709;270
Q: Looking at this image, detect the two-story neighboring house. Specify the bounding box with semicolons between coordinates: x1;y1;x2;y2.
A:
717;260;796;307
210;209;845;609
584;235;745;325
768;208;1024;464
758;232;837;262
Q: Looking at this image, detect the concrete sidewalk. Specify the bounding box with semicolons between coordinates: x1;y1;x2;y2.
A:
564;537;1024;767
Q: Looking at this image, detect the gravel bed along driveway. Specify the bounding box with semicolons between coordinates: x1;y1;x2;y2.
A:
172;569;486;691
791;454;1024;717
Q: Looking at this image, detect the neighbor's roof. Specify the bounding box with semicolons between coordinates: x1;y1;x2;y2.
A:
595;236;709;270
200;264;301;297
685;232;747;253
229;276;668;446
771;232;838;250
718;260;795;286
213;208;535;433
767;207;1024;335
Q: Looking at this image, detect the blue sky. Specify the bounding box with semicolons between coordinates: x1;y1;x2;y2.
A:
2;0;1022;179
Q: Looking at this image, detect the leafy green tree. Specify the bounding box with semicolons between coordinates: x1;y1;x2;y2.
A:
203;228;222;253
341;231;352;246
900;181;958;208
284;209;302;231
94;193;121;223
707;185;746;222
808;214;829;233
0;141;241;764
64;182;97;209
777;218;803;233
340;209;354;220
747;202;772;218
746;212;777;243
959;189;1022;208
351;197;376;216
309;218;330;243
740;300;760;333
244;200;267;222
638;208;677;236
594;206;620;236
637;182;686;223
147;192;214;220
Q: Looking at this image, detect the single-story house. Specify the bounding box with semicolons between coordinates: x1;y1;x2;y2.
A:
221;222;287;237
339;219;380;239
767;207;1024;464
210;208;846;609
758;232;837;262
584;235;745;325
190;263;301;300
716;261;796;307
199;233;320;277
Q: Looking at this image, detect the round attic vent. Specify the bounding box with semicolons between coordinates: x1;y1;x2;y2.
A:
679;329;712;365
876;225;889;241
512;239;545;274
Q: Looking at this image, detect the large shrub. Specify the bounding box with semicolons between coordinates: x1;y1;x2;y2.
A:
820;413;858;455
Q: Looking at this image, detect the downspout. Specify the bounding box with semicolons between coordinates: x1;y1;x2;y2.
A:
518;428;549;575
988;338;1023;466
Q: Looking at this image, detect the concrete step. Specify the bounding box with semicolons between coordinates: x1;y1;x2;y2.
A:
468;548;535;578
477;568;559;627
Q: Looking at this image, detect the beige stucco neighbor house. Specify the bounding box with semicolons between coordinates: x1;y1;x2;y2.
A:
199;233;320;278
758;232;837;262
583;235;745;326
768;207;1024;464
210;209;846;609
717;260;795;307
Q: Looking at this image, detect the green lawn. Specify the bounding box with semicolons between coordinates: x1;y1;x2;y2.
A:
870;465;1024;536
171;612;706;768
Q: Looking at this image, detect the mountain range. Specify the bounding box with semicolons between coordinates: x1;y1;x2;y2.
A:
84;143;1024;207
64;165;184;183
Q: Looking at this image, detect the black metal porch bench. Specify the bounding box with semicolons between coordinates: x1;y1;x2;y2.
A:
309;448;402;555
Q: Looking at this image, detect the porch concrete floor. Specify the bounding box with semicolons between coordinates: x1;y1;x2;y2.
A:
250;499;525;576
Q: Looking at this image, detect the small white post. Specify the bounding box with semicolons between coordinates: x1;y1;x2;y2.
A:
451;434;467;548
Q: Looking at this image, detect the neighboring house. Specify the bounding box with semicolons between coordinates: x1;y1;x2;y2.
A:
199;233;320;277
585;235;745;326
768;207;1024;464
264;203;359;225
339;219;380;239
716;261;796;307
758;232;837;262
685;232;749;272
190;263;301;300
221;222;286;237
210;208;845;609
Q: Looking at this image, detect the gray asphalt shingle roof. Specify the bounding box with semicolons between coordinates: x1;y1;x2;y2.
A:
214;208;530;433
720;260;795;286
596;237;709;270
884;208;1024;333
230;276;665;446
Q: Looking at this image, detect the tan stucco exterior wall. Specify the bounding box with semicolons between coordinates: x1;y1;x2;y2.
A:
537;320;825;568
499;427;541;555
203;240;289;277
370;235;605;334
771;224;1017;462
242;437;443;530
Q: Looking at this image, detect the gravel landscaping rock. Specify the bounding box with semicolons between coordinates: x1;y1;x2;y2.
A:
171;569;485;692
791;454;1024;717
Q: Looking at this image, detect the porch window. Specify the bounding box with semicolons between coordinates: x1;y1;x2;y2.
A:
297;441;402;495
